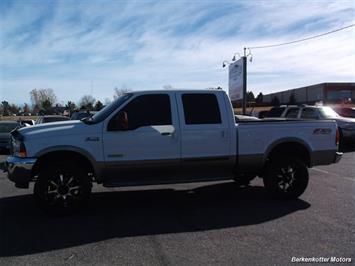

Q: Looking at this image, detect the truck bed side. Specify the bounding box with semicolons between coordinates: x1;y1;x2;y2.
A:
236;120;338;171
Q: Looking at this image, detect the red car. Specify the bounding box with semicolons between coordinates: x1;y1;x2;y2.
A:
332;107;355;118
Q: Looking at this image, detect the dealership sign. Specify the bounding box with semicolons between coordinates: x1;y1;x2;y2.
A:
228;58;244;101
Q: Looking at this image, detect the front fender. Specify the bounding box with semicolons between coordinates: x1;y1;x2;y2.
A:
35;145;104;181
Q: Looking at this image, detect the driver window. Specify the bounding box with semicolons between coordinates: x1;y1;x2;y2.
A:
108;94;172;131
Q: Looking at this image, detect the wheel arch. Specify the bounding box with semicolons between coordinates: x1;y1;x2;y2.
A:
32;146;102;182
264;138;312;167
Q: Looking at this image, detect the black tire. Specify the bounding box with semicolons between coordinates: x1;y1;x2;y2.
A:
263;156;309;199
34;161;92;214
338;128;344;151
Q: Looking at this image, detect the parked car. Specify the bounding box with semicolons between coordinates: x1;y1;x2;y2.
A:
235;115;259;121
257;110;270;118
265;105;355;147
18;119;36;126
332;106;355;118
0;121;21;154
71;111;97;120
1;90;341;214
36;115;70;124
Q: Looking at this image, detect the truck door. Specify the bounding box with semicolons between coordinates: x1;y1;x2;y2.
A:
102;92;180;182
176;92;233;178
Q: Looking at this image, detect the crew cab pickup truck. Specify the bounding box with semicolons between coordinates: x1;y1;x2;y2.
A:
1;90;342;213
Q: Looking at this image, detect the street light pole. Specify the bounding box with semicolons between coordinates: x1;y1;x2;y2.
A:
225;48;251;115
242;47;247;115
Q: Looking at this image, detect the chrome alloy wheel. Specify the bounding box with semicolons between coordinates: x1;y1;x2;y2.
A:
276;165;296;192
46;174;81;207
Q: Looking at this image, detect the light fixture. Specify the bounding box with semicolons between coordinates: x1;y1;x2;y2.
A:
222;60;230;68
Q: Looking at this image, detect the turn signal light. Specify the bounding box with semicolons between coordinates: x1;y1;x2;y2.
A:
18;143;27;158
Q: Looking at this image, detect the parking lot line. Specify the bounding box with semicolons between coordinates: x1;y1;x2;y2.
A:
312;168;355;182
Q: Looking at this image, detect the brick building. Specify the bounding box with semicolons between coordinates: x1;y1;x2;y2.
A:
263;82;355;105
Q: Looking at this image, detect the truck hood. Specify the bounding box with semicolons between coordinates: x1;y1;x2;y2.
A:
18;120;92;140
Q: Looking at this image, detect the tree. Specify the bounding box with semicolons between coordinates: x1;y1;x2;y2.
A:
32;104;41;115
65;101;77;114
113;86;131;100
271;96;280;106
79;95;96;110
41;100;53;114
94;100;104;111
23;103;31;115
247;91;255;102
30;88;57;107
8;104;20;115
288;93;296;105
256;93;263;104
1;101;10;116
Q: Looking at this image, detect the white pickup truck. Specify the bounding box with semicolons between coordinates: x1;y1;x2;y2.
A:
2;90;342;213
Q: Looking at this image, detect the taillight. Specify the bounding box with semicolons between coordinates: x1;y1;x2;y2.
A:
336;127;340;146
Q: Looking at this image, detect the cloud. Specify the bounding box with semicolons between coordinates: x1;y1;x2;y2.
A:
0;0;354;104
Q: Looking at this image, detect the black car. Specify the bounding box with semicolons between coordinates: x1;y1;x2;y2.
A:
35;115;70;124
0;121;21;154
71;111;97;120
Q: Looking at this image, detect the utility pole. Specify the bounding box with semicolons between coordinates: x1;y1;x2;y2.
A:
242;47;247;115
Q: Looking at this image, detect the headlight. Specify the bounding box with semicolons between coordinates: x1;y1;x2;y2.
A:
12;138;27;158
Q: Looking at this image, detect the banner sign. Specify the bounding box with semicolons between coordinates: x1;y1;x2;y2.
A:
228;58;244;101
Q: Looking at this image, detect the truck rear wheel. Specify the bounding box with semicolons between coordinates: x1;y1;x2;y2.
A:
34;161;92;214
263;156;309;199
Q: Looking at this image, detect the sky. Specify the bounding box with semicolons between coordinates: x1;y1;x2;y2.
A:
0;0;354;105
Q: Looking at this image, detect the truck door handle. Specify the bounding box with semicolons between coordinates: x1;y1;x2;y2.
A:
221;131;225;138
161;132;172;136
85;137;100;142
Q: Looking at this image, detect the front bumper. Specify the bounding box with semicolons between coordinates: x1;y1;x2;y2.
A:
341;128;355;140
2;156;37;187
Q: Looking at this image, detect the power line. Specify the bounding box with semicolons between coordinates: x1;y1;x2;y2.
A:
248;23;355;50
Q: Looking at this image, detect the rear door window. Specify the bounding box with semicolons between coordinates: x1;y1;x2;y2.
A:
182;94;221;124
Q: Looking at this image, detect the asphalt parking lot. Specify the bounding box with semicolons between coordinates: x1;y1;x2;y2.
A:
0;153;354;266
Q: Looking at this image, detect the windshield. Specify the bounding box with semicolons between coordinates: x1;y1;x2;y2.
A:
320;106;340;119
86;93;133;124
0;123;18;133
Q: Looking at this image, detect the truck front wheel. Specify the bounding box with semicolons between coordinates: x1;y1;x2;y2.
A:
263;156;309;199
34;161;92;214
